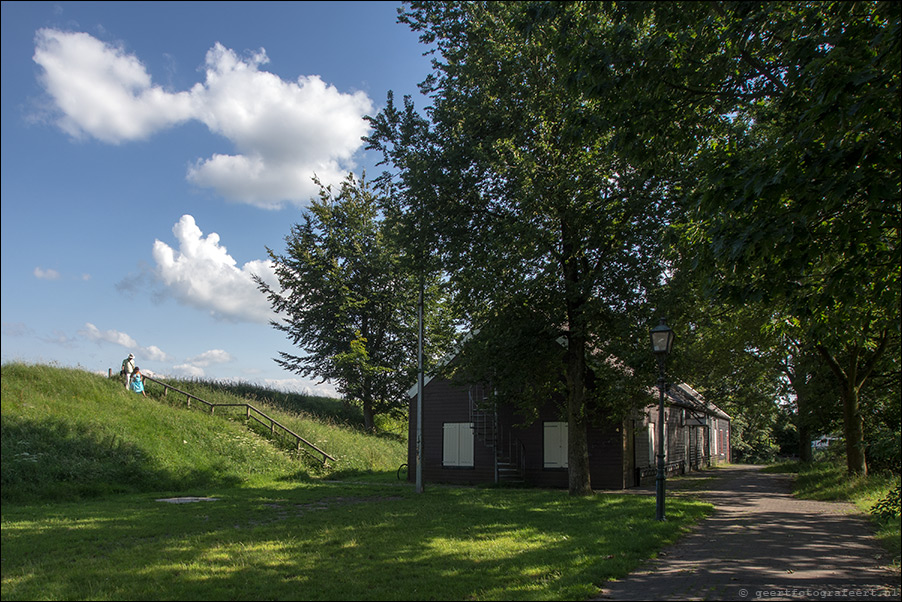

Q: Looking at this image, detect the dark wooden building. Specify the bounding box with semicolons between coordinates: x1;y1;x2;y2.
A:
407;375;730;490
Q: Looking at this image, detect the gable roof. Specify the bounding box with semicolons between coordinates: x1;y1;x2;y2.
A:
408;328;730;422
662;382;731;420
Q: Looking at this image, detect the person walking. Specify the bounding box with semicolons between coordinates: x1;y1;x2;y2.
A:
130;367;147;397
120;353;135;389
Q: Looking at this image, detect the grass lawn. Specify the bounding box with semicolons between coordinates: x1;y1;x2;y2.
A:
1;481;711;601
1;364;713;600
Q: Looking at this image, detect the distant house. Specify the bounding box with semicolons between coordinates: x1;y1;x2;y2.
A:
407;363;730;490
631;382;732;487
811;434;841;450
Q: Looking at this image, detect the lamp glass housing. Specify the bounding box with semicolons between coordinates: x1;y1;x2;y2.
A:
650;321;675;356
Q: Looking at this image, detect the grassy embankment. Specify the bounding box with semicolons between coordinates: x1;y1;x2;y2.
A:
764;460;901;567
1;363;712;601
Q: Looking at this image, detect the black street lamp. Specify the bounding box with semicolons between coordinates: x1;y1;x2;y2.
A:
650;319;675;521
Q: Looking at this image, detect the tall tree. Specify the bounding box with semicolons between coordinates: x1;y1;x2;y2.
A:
558;1;900;475
681;1;900;475
257;174;454;431
369;2;671;494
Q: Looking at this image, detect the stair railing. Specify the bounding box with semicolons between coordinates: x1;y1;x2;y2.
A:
468;386;525;482
139;374;336;466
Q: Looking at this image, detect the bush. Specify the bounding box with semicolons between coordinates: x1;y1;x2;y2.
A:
870;484;901;520
866;428;901;475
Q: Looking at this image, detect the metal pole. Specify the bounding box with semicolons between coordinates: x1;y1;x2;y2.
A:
416;277;425;493
656;360;666;521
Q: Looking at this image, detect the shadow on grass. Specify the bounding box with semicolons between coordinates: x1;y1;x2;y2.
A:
1;483;711;601
0;416;243;504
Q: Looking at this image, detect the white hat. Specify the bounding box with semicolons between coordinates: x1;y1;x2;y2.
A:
128;353;135;359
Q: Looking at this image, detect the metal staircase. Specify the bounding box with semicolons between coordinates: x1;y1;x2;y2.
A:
469;387;525;485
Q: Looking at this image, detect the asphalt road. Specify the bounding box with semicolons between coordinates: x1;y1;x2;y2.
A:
594;465;901;601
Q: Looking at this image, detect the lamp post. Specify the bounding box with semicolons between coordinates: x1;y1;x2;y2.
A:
650;319;675;521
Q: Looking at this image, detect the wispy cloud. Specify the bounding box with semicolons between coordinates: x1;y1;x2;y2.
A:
172;363;205;378
169;348;235;379
187;349;234;367
263;377;339;398
33;29;373;208
2;322;33;337
152;215;278;324
33;267;61;280
79;322;173;362
40;330;78;348
81;322;139;348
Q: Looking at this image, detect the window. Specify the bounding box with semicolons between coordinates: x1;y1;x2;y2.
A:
443;423;474;467
664;422;669;462
648;423;656;465
544;422;568;468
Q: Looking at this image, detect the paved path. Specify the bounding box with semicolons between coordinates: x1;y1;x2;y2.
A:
594;465;901;601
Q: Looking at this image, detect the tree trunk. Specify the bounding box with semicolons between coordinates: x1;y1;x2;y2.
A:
562;219;593;496
794;385;814;463
566;333;593;496
839;382;867;476
817;337;888;477
362;398;376;432
798;418;814;463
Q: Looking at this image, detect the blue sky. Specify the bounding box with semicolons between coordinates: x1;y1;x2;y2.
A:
1;1;432;395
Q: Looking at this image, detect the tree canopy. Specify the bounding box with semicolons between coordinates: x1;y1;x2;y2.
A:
257;174;454;431
360;0;899;478
554;0;900;475
675;1;899;475
369;1;675;494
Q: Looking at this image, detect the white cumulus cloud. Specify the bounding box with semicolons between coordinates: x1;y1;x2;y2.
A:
142;345;171;362
33;29;194;143
32;30;373;207
152;215;278;324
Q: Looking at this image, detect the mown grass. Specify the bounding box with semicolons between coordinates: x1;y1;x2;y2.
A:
1;482;710;601
765;460;901;567
1;362;713;600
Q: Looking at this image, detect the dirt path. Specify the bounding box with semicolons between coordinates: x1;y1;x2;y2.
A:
594;465;900;601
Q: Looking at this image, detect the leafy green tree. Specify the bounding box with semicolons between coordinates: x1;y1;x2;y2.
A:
369;2;671;494
557;1;899;475
681;1;899;475
257;174;454;431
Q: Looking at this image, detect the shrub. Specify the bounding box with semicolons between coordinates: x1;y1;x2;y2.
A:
870;484;901;520
866;428;901;475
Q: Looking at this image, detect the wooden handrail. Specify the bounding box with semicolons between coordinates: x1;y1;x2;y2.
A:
139;374;336;465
